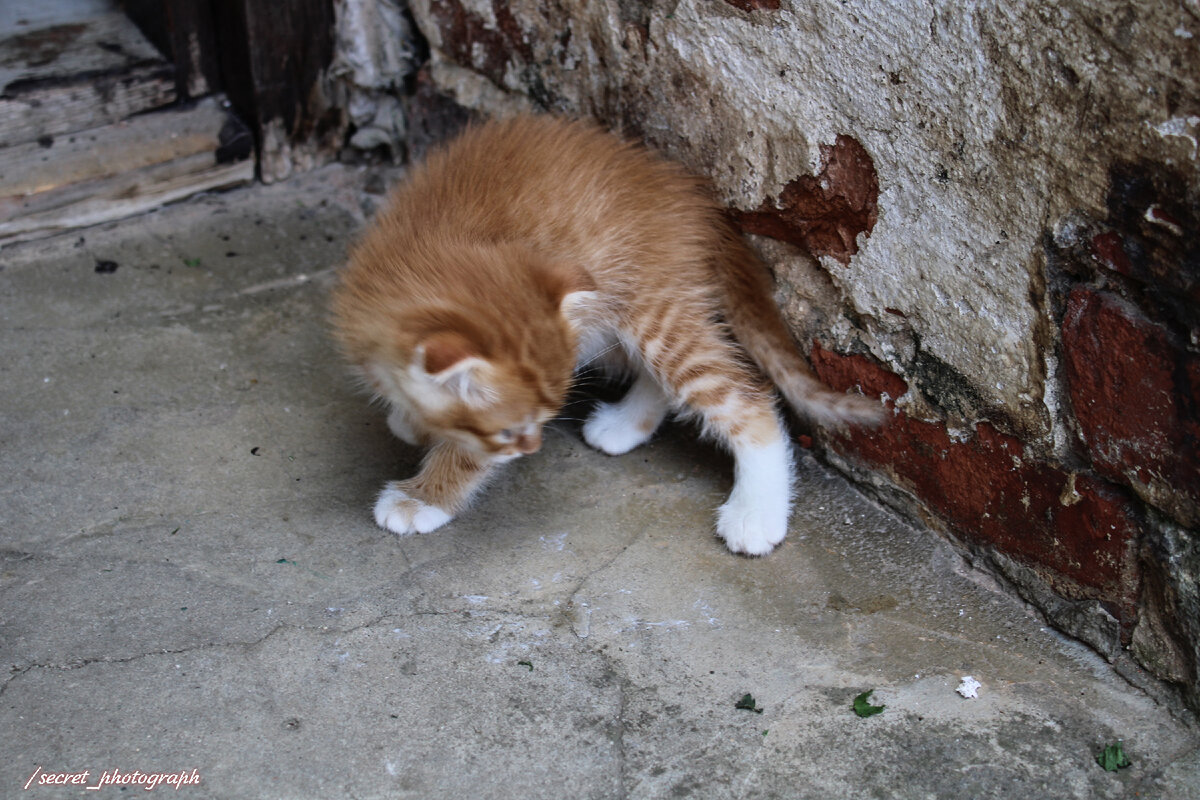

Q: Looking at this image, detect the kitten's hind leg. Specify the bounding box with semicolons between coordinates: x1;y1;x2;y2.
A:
583;367;671;455
715;430;793;556
632;314;793;554
374;441;494;535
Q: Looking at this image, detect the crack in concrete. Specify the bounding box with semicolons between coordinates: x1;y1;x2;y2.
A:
613;671;630;799
0;624;292;692
0;613;405;699
561;527;647;642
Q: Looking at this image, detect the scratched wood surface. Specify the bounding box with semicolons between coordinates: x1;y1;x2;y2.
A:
0;9;176;148
0;98;252;244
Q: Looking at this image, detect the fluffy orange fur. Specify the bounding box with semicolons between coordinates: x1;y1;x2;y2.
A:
331;114;880;554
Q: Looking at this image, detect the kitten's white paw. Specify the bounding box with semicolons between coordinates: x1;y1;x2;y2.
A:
373;483;452;535
716;495;788;556
583;401;653;455
716;437;792;556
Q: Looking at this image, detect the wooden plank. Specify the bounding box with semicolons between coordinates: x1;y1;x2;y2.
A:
0;10;165;86
0;157;252;244
0;96;242;199
0;0;115;32
0;65;177;149
0;97;252;244
213;0;344;182
123;0;223;100
0;10;176;147
163;0;222;98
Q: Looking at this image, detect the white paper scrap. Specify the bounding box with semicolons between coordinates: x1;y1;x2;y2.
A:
957;676;981;699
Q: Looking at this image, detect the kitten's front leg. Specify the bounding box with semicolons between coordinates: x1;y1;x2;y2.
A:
583;368;670;455
374;441;494;535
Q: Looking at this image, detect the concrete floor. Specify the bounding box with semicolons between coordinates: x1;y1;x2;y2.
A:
1;166;1197;799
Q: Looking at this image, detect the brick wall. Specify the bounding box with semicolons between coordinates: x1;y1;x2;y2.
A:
345;0;1200;711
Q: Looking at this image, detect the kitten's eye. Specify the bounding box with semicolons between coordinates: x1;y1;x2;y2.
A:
497;428;517;441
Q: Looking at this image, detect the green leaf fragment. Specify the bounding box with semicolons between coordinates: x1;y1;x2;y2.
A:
183;257;201;267
517;660;533;671
1096;742;1131;772
852;690;885;717
735;693;763;713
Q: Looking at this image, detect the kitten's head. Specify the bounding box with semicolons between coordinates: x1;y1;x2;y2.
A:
387;319;572;458
335;245;595;460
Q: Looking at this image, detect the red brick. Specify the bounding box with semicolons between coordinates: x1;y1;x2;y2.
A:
811;343;1141;624
735;136;878;265
1090;231;1133;276
809;342;908;401
1062;288;1200;526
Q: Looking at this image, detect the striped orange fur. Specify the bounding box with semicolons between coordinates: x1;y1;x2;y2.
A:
331;115;881;554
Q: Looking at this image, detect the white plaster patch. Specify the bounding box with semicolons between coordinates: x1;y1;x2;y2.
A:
1150;115;1200;158
334;0;416;90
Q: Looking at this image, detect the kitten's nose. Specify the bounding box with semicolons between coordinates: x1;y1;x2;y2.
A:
515;430;541;454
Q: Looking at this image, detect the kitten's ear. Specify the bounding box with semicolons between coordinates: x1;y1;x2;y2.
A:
538;262;597;316
419;332;477;374
413;332;495;405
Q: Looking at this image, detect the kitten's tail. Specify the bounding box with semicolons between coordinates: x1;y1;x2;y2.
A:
713;221;885;428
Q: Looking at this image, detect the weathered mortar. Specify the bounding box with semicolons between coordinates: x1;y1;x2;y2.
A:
332;0;421;157
340;0;1200;711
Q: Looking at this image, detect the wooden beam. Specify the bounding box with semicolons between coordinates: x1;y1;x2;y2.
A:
123;0;223;100
0;97;253;243
0;11;177;148
213;0;346;182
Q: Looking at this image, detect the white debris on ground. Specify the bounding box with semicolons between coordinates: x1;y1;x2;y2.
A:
957;676;982;699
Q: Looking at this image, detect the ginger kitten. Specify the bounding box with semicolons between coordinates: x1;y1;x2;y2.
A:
331;114;881;555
